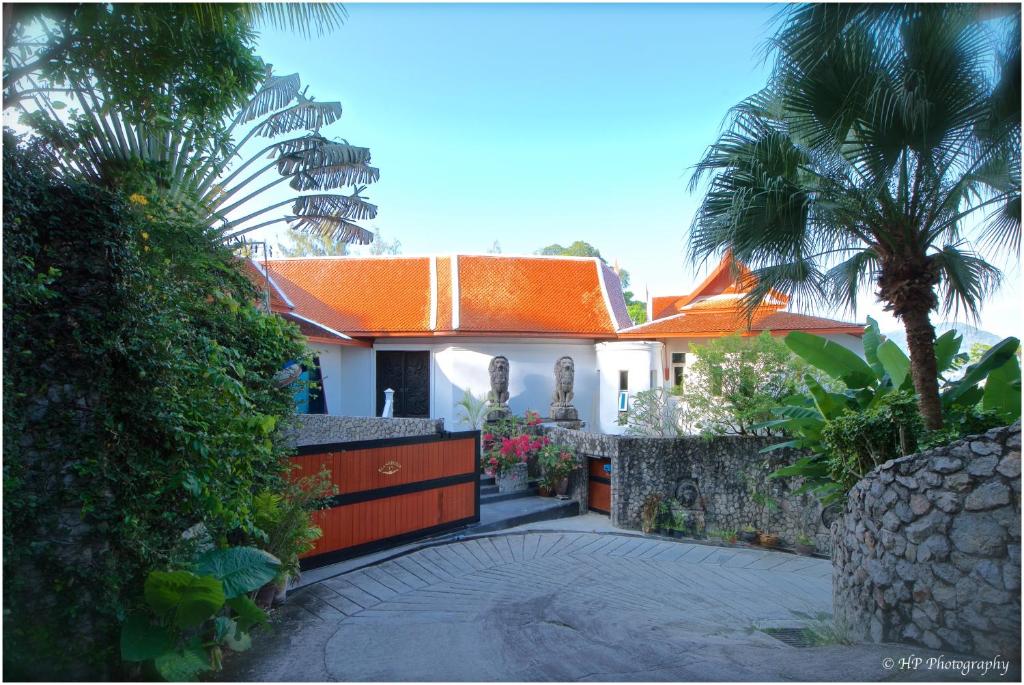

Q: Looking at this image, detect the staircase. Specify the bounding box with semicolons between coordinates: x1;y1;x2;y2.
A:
469;474;579;534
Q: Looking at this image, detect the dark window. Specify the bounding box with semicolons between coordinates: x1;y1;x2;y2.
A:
619;370;629;391
671;352;686;364
673;366;685;388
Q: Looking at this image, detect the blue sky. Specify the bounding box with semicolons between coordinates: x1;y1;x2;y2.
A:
249;3;1020;337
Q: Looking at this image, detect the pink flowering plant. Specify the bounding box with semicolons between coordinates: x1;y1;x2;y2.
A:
481;409;548;477
483;432;551;477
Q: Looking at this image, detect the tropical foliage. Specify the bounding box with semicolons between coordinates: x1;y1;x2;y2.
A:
537;443;578;490
679;333;816;436
120;547;279;681
8;5;377;247
766;318;1021;503
689;4;1021;430
2;138;310;678
252;469;336;585
454;388;489;430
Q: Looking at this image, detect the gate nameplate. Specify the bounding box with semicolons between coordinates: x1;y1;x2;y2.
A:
378;460;402;475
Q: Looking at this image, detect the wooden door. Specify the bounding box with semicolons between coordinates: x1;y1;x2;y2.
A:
588;457;611;515
376;351;430;417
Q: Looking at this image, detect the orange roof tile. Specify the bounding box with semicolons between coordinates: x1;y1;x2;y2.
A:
620;306;862;337
629;254;860;338
254;254;630;338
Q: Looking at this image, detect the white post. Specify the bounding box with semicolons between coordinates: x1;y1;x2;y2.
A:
382;388;395;418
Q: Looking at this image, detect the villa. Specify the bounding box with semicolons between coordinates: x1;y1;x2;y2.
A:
247;252;863;433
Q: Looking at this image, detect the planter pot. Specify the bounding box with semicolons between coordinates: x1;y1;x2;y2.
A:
795;543;816;556
553;476;570;497
758;533;780;548
274;577;289;606
255;582;277;610
670;530;685;539
739;530;759;544
497;462;529;493
538;484;552;497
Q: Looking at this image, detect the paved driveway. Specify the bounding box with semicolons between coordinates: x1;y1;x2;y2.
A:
221;531;989;681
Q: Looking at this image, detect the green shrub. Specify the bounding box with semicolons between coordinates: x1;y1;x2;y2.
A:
681;332;815;436
2;136;307;679
819;392;922;494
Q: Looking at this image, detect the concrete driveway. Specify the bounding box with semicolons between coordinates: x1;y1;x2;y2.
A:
221;530;1007;681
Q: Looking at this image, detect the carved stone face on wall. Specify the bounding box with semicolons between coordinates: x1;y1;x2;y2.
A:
488;355;510;406
674;479;702;510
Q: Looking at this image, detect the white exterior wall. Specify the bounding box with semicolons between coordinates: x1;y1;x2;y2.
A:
314;338;602;428
307;344;374;417
594;341;664;435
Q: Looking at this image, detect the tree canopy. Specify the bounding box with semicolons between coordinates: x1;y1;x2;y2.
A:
689;4;1020;429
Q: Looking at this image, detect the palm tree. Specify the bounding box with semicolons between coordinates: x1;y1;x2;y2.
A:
689;4;1020;429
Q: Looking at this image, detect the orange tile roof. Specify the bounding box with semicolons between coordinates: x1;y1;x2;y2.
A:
624;254;861;338
254;255;631;338
619;308;863;337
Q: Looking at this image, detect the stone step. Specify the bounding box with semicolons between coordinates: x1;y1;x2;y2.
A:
480;484;538;504
468;496;578;535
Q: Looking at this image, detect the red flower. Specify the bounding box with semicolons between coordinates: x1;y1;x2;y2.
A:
483;433;494;441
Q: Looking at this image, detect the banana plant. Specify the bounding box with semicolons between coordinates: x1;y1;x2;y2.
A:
120;546;279;681
763;317;1021;502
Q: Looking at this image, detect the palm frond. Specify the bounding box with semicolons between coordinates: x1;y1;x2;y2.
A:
234;70;301;125
931;244;1003;318
823;248;880;314
292;193;378;222
289;163;380;191
287;215;373;244
251;97;343;137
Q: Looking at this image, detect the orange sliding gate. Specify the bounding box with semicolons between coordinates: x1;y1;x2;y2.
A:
291;431;481;569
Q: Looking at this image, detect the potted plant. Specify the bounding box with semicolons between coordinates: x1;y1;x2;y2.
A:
252;469;335;607
538;443;578;498
483;427;549;493
794;533;816;556
669;511;690;538
641;493;663;534
739;525;759;544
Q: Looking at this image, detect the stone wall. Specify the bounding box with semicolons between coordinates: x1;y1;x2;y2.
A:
287;414;444;447
832;422;1020;656
544;427;832;551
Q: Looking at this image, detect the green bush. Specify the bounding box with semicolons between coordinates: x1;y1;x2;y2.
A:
3;136;307;679
819;392;922;494
680;332;819;437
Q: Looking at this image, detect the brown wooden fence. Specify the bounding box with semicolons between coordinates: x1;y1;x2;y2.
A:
291;431;480;569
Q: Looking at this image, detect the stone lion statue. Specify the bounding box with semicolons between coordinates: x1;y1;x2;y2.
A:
550;356;578;421
552;356;575;406
487;355;510;408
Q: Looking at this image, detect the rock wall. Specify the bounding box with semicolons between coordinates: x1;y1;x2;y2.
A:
287;414;444;447
832;422;1021;656
544;427;832;551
